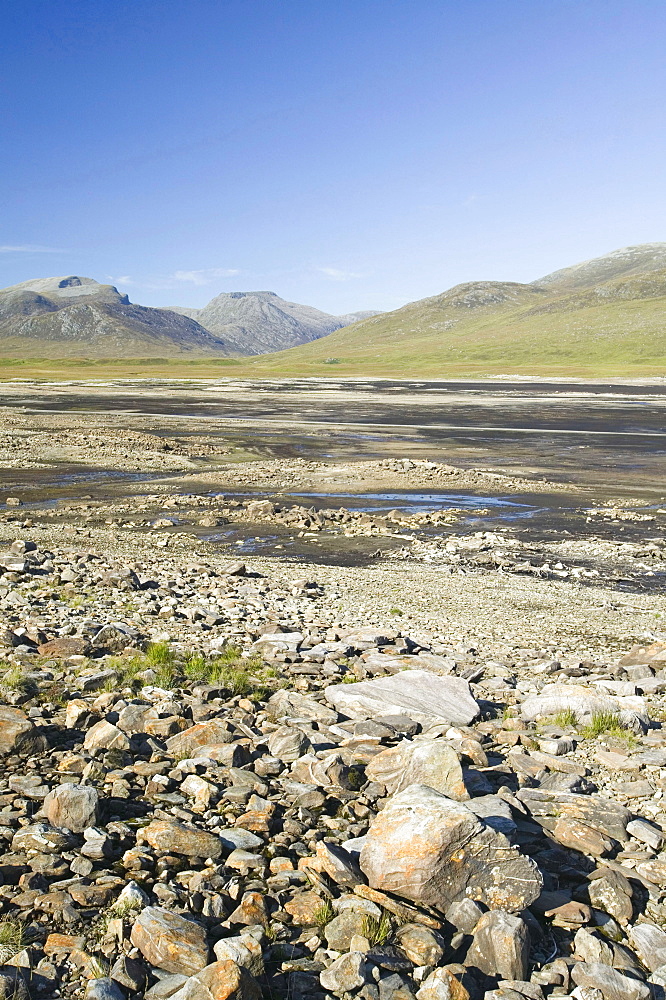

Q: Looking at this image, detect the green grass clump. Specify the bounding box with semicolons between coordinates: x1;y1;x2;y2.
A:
145;641;175;667
313;900;334;929
552;708;579;727
362;910;393;946
0;664;35;695
182;645;270;698
580;710;636;744
0;918;25;956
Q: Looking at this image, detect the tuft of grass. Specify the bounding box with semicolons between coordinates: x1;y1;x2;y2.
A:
0;918;25;956
580;710;636;745
552;708;579;728
341;674;358;684
145;641;175;667
362;910;393;946
0;665;36;696
313;901;334;929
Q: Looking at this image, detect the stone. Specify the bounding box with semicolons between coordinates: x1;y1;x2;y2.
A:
110;956;146;991
267;726;312;762
636;860;666;886
130;906;208;975
587;874;633;924
626;819;663;850
365;739;468;800
570;962;650;1000
320;952;367;993
266;689;338;724
628;923;666;972
169;961;261;1000
85;979;125;1000
415;968;469;1000
466;794;516;835
83;720;130;752
394;923;447;966
466;911;530;981
574;927;614;965
619;641;666;667
139;818;223;859
360;784;542;913
325;671;479;727
324;910;369;951
520;684;646;726
445;899;484;935
166;720;234;755
42;783;99;833
213;935;264;976
38;636;90;658
12;822;76;854
517;789;630;844
0;706;46;755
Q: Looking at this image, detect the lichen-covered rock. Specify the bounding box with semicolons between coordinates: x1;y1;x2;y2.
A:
466;910;530;981
360;784;542;912
130;906;208;976
138;818;223;859
42;783;99;833
169;961;261;1000
365;739;468;800
0;706;47;755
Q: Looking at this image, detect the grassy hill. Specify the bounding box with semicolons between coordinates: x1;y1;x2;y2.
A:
245;245;666;377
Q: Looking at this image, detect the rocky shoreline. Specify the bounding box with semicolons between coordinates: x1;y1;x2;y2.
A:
0;521;665;1000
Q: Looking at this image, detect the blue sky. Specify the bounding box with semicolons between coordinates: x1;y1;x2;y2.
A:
2;0;665;313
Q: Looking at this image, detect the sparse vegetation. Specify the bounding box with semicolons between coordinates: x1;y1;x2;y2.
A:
580;710;636;744
362;910;393;946
313;900;334;929
0;918;25;957
552;708;579;728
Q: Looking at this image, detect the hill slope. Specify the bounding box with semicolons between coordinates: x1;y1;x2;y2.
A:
0;276;230;358
165;290;378;354
249;244;666;374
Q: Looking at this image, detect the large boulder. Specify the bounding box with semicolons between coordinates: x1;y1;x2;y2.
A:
42;783;99;833
130;906;208;975
169;960;261;1000
0;707;47;756
138;818;223;859
359;784;542;913
325;671;479;727
365;739;468;800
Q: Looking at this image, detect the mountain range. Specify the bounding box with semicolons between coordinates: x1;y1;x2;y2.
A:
0;277;377;359
251;243;666;373
1;243;665;371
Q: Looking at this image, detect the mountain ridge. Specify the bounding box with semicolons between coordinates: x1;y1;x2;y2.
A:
164;290;378;355
248;243;666;373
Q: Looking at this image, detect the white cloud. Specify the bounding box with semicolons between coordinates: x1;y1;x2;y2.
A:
317;266;362;281
173;267;241;286
0;244;63;253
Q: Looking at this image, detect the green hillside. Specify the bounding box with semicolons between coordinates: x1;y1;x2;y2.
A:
248;246;666;376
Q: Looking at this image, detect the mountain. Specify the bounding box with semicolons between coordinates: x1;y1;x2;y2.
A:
0;276;230;358
164;290;379;355
249;243;666;374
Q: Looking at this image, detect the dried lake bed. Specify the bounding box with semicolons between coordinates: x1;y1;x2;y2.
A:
0;376;664;651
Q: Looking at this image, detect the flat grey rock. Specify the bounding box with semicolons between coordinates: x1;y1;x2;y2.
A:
325;670;479;727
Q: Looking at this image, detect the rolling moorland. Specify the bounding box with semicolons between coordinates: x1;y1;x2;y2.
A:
0;243;664;378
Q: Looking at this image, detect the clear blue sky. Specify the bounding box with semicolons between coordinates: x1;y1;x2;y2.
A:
2;0;665;314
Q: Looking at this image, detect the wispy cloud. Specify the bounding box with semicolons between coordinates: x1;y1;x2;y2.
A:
317;266;362;281
173;267;241;286
0;244;63;253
